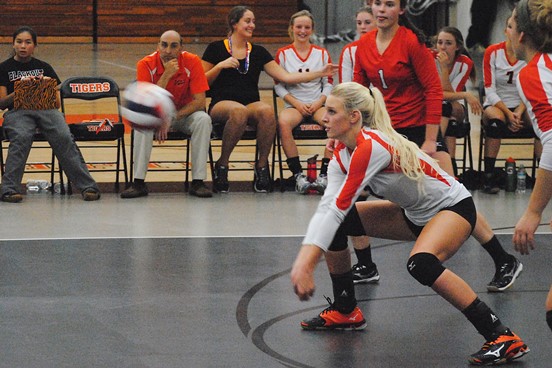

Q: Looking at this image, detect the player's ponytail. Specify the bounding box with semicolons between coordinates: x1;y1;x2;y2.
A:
515;0;552;52
332;82;430;184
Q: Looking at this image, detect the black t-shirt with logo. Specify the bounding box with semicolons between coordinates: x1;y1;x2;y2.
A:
0;57;60;110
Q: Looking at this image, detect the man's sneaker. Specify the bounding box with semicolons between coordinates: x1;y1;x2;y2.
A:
352;263;380;284
1;192;23;203
120;183;148;199
295;173;311;194
213;165;229;193
468;329;529;365
300;297;366;330
189;181;213;198
82;188;101;201
482;173;500;194
311;174;328;194
487;256;523;292
254;166;270;193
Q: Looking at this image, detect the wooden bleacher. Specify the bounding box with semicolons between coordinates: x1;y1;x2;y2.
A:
0;1;296;44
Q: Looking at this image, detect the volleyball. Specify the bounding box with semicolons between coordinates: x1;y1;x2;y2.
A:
121;81;176;130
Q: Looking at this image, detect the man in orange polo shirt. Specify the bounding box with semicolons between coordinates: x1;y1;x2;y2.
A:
121;30;213;198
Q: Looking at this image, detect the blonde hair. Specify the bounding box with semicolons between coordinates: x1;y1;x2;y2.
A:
288;10;315;41
515;0;552;52
356;6;372;17
331;82;431;184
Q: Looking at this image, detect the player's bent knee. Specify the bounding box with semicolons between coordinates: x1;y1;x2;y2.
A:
328;231;348;251
484;118;506;138
407;252;445;287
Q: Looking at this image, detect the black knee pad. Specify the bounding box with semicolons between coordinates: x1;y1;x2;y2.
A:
442;101;453;118
328;231;348;251
328;206;366;251
484;118;507;138
445;119;471;138
407;252;445;286
547;310;552;332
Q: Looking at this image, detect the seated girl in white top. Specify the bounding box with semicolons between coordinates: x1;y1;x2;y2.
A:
274;10;333;194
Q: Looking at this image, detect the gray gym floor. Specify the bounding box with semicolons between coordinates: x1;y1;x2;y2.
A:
1;191;551;368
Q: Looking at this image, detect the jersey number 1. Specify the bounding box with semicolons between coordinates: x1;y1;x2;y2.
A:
378;69;389;89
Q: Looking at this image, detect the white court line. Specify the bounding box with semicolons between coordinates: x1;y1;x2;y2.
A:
97;59;136;71
2;232;551;243
0;234;307;242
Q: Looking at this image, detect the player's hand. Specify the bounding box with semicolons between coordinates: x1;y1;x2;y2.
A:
513;210;541;255
421;139;437;156
320;63;338;77
291;245;322;301
291;261;315;301
436;51;449;69
508;111;523;132
294;102;312;117
466;94;482;115
309;99;324;114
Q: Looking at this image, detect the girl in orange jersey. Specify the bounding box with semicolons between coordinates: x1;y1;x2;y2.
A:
350;0;523;293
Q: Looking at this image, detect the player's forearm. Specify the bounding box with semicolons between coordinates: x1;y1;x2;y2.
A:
526;168;552;217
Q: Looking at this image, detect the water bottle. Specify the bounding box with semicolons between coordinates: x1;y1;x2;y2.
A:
27;179;51;193
37;180;50;191
53;182;68;194
307;154;318;183
505;157;516;192
517;164;526;193
26;180;40;193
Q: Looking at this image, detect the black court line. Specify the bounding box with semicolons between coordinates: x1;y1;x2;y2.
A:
235;232;552;368
235;239;412;368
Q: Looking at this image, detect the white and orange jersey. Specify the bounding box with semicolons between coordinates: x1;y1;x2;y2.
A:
435;52;473;92
274;44;333;108
483;42;526;108
339;40;359;83
516;52;552;171
303;128;471;251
